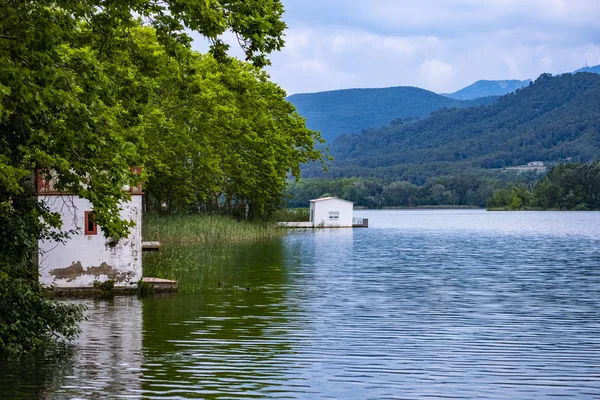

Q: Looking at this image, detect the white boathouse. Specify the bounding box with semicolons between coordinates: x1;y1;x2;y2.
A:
310;197;355;227
37;169;143;289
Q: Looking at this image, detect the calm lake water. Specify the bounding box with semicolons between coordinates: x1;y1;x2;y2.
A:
3;210;600;399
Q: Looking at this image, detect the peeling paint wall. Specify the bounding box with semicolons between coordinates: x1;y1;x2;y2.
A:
38;195;143;288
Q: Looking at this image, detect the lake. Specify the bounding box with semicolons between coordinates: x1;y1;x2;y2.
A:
3;210;600;399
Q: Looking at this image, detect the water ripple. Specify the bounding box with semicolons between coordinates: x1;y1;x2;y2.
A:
2;210;600;399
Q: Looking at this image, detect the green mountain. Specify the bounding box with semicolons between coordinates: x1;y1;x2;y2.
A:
442;64;600;101
574;65;600;74
442;79;532;100
303;73;600;183
286;87;497;142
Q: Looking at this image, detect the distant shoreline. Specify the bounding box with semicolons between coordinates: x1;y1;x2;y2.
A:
354;205;483;210
487;207;600;212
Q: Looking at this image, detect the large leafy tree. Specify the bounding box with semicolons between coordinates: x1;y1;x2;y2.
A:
0;0;287;353
135;29;323;217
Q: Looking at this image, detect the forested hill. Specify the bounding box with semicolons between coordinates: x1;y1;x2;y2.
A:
303;73;600;183
286;86;497;142
442;79;531;100
575;65;600;74
442;64;600;100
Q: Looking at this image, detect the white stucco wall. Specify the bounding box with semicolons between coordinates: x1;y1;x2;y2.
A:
38;195;143;288
311;198;354;227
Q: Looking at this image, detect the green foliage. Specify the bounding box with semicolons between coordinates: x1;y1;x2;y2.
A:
487;184;532;210
273;208;310;222
0;0;292;354
137;279;154;297
573;203;590;211
143;238;285;293
305;73;600;182
287;86;497;142
486;162;600;210
0;180;84;355
286;174;513;208
143;214;285;245
1;0;289;238
0;276;84;355
138;33;324;218
533;162;600;210
92;280;114;292
487;189;513;209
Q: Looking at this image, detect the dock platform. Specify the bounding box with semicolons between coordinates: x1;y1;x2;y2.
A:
142;241;161;251
278;218;368;229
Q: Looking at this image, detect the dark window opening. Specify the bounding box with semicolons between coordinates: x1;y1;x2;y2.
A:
84;211;97;235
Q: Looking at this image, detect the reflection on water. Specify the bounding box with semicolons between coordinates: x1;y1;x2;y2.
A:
140;240;295;399
3;210;600;399
0;297;143;399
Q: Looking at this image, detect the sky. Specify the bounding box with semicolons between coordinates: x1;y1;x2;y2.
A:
192;0;600;95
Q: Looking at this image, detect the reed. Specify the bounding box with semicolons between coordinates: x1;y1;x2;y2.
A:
273;208;310;222
142;213;286;245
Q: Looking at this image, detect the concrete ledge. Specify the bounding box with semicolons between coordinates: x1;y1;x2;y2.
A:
45;277;178;298
46;286;138;298
142;241;161;251
141;277;178;291
278;221;368;229
278;221;314;228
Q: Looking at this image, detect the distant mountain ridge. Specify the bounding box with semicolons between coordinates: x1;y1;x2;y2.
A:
302;73;600;182
575;65;600;74
287;87;496;142
442;64;600;100
442;79;532;100
287;64;600;143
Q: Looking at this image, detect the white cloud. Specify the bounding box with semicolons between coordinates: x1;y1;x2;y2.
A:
333;0;600;33
188;0;600;94
418;59;455;91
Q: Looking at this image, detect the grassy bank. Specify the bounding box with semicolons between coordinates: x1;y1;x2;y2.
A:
142;214;286;245
273;208;310;222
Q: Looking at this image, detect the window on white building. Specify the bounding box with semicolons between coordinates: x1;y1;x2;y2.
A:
329;211;339;220
84;211;98;235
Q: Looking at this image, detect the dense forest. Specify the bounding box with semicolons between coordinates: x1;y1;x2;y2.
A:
302;73;600;183
285;172;539;209
287;86;497;142
488;163;600;210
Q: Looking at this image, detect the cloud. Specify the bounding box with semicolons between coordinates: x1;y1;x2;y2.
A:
190;0;600;94
418;60;455;90
284;0;600;36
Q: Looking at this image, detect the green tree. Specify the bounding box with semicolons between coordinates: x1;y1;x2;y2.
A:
0;0;288;354
487;183;532;210
136;28;323;218
533;162;600;210
382;181;418;206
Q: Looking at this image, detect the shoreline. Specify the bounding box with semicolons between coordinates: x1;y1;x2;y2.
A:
354;205;483;210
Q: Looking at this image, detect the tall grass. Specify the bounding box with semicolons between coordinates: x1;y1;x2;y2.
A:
142;214;287;293
142;214;286;245
273;208;310;222
142;239;286;293
143;245;237;293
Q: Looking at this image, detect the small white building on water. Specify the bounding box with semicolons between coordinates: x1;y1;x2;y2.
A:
310;197;355;227
37;169;143;289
